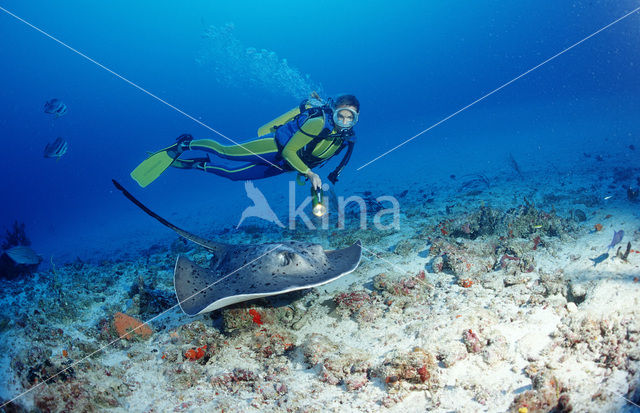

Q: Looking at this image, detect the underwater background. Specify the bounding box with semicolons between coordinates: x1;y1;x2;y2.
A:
1;0;638;263
2;1;640;411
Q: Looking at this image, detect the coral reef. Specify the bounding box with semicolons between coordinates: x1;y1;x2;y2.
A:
222;303;307;332
1;221;31;250
128;275;174;317
333;289;383;322
511;367;572;413
375;347;440;407
376;347;438;390
428;237;496;278
301;333;372;391
1;171;638;412
554;314;640;371
393;237;424;256
372;270;434;310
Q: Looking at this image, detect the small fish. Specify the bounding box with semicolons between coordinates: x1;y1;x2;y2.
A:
603;195;613;200
43;98;67;117
607;230;624;251
43;137;68;160
589;252;609;267
532;224;543;229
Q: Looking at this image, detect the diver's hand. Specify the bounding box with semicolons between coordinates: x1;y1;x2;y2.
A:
306;171;322;190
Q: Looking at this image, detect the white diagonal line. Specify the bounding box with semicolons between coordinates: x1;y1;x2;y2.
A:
361;244;412;274
357;5;640;171
613;391;640;408
0;6;282;171
0;244;283;409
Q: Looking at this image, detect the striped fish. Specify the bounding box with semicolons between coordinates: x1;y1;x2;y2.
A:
44;98;68;117
43;137;68;160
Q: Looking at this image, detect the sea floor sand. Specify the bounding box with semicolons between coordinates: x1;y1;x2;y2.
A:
1;163;639;412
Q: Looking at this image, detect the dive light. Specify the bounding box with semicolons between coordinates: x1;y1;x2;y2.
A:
311;186;327;217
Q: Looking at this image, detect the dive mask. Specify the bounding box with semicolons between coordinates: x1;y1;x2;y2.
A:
332;106;358;129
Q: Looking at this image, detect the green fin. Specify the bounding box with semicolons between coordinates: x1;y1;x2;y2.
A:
130;145;180;187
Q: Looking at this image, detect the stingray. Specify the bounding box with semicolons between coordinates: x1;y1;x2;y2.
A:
112;180;362;316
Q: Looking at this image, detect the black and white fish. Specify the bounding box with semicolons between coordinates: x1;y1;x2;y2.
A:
43;98;67;117
43;137;68;160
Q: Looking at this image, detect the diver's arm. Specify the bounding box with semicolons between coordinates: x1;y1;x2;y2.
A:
328;140;355;185
280;117;325;174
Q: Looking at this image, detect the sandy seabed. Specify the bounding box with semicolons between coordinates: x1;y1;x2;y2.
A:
1;161;639;413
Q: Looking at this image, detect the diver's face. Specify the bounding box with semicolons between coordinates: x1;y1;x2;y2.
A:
334;105;358;129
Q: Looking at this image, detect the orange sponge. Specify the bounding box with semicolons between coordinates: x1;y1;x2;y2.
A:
113;312;153;340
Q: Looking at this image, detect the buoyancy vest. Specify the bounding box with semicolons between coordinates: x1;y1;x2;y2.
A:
259;96;355;173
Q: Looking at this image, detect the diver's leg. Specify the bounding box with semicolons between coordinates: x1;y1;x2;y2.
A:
194;161;284;181
170;154;211;169
188;136;280;163
130;134;195;187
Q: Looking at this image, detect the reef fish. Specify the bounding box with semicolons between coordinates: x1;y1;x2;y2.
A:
43;98;68;117
113;180;362;316
589;252;609;267
43;137;68;160
607;230;624;251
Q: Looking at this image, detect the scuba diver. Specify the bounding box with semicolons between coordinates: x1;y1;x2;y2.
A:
130;93;359;192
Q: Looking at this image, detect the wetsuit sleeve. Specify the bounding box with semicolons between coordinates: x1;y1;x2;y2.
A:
281;116;325;174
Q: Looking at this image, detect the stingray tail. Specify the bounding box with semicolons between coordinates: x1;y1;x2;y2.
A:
112;179;228;255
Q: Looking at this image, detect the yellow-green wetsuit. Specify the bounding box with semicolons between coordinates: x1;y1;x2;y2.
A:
173;109;355;181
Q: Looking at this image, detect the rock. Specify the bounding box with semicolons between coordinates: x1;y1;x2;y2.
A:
482;333;509;366
572;209;587;222
431;256;444;273
545;294;567;309
438;342;467;367
375;347;438;393
394;238;422;257
568;281;588;303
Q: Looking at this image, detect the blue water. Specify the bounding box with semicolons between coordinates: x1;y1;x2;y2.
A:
0;0;639;264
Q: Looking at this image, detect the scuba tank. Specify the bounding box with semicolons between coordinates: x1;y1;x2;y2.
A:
257;92;327;137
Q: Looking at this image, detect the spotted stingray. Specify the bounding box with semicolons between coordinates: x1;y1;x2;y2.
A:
113;180;362;315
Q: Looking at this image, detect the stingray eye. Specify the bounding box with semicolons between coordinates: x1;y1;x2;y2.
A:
278;251;295;266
